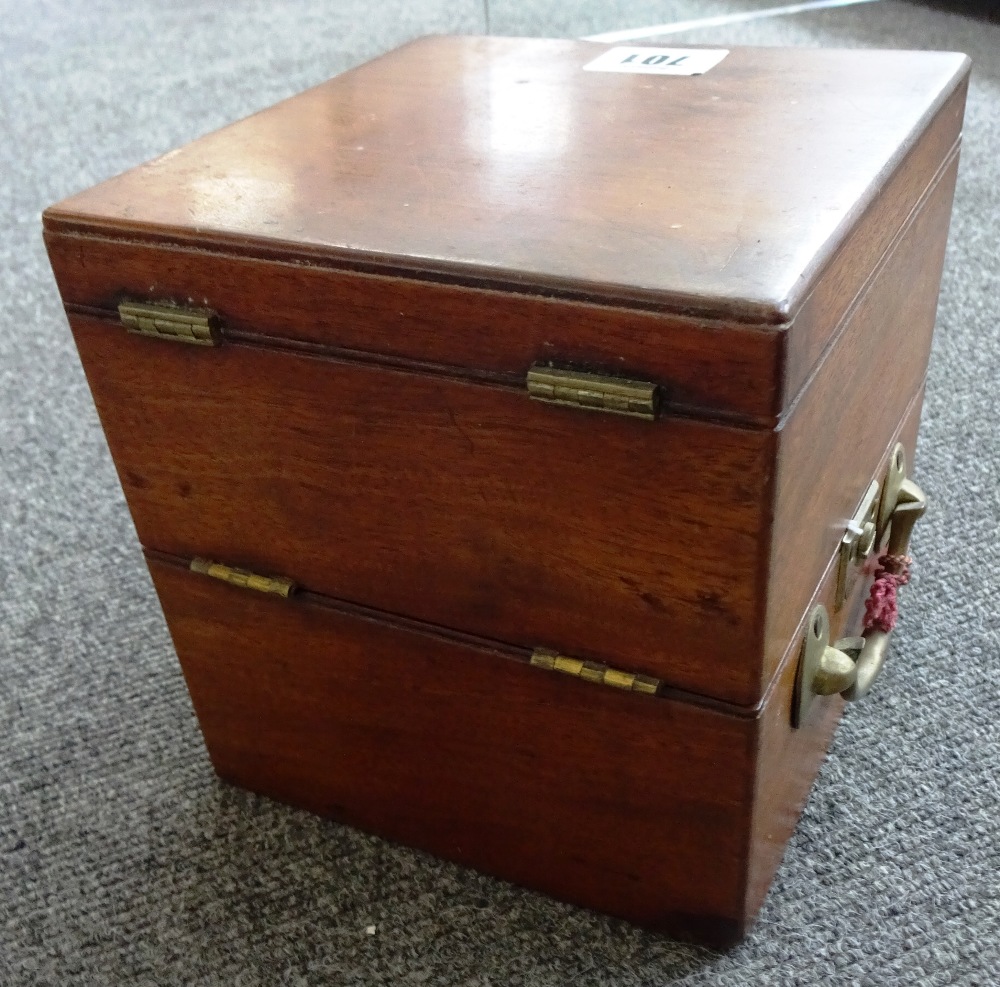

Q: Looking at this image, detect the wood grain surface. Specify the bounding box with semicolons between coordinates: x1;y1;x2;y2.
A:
147;531;894;942
43;39;968;319
764;154;959;687
42;36;968;945
43;40;970;424
44;233;782;424
142;420;920;943
781;78;967;411
57;142;958;708
746;393;923;919
147;553;853;945
67;313;772;705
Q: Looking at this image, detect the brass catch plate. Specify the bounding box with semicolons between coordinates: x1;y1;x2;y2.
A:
526;365;659;420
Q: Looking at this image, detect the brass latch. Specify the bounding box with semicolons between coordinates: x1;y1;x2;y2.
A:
189;558;296;597
835;443;912;611
526;365;659;420
835;479;880;609
530;647;660;695
119;301;220;346
794;444;927;727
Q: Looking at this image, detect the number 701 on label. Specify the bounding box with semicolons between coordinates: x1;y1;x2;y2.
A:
583;46;729;76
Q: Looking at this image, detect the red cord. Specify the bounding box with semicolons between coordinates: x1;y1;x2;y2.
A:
863;553;912;633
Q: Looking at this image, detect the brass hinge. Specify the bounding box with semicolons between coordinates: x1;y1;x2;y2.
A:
189;558;296;597
119;301;220;346
530;647;660;695
526;365;659;420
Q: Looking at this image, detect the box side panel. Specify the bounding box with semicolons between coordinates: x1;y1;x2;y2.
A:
781;77;968;411
60;316;774;706
764;151;959;693
147;556;754;944
43;232;782;424
744;389;922;923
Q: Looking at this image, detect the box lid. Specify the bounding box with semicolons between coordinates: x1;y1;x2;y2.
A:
44;37;969;423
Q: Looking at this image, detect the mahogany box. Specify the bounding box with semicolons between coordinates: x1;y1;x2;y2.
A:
43;38;970;944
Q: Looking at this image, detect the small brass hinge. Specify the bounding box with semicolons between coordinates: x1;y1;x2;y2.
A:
530;647;660;695
189;558;296;597
119;301;220;346
526;365;659;420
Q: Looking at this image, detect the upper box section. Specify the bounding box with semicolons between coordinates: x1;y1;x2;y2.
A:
44;38;969;423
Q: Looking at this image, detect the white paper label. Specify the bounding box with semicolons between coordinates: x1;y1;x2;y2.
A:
583;46;729;77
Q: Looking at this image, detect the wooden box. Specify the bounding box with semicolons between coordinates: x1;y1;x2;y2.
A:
43;38;970;944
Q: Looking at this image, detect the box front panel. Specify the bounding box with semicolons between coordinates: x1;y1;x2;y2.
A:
66;318;773;705
147;556;753;941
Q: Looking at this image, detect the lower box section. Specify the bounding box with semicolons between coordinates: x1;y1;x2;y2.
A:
146;555;845;946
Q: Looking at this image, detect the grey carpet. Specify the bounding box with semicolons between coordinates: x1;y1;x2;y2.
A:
2;0;999;983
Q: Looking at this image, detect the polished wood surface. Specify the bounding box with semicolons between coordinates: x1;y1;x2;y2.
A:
57;132;959;708
44;233;782;423
148;539;890;941
781;80;967;411
148;554;854;945
763;152;959;687
43;38;969;941
43;39;970;423
68;312;772;705
43;38;967;319
745;395;923;918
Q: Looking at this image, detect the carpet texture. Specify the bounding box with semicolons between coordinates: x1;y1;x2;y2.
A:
2;0;999;983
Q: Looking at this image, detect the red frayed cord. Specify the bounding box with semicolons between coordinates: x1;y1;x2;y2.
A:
863;553;912;633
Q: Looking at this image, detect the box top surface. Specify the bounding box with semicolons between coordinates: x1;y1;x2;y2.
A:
45;37;967;323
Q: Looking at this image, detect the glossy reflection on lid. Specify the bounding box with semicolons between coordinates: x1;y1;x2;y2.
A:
47;36;970;319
